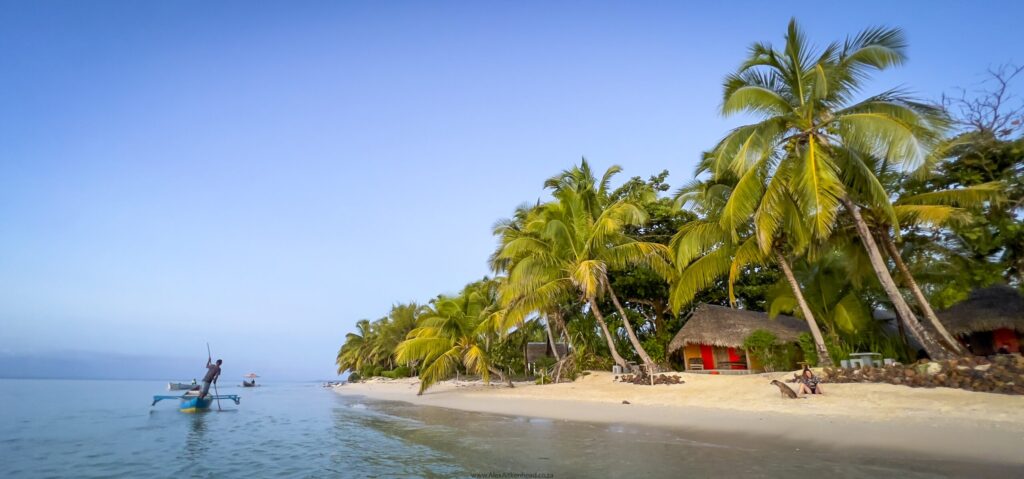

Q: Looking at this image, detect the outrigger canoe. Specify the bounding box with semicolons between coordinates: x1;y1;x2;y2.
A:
152;391;241;413
167;382;198;391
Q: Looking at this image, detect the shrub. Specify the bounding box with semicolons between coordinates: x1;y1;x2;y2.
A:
358;365;375;378
641;336;668;364
381;366;412;379
347;372;361;383
797;333;818;367
743;329;798;372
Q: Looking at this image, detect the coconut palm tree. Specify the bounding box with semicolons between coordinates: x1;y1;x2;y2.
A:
543;160;673;366
336;319;374;375
868;180;1004;354
669;168;834;366
496;182;671;369
490;203;566;362
708;19;954;358
395;279;511;395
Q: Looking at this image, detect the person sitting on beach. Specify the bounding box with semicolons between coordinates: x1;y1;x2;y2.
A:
200;359;222;400
796;368;823;395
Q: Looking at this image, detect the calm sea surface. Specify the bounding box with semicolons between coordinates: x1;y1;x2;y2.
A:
0;379;1019;478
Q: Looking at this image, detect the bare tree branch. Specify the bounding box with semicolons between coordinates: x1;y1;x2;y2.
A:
942;63;1024;137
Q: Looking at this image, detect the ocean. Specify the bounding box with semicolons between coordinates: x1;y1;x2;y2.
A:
0;379;1017;478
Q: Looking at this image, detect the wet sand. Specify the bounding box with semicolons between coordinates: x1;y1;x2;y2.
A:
335;370;1024;465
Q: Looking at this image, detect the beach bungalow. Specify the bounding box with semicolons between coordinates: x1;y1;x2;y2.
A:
938;285;1024;356
667;304;810;373
525;341;569;373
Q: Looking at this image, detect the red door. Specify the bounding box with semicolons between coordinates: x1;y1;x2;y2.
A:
727;347;744;369
993;328;1020;353
699;345;715;369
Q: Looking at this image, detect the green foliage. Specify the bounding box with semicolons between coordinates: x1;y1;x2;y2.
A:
797;333;818;367
640;335;667;364
346;372;360;383
743;330;778;368
335;28;1018;383
824;336;855;365
395;278;508;394
533;356;557;384
490;325;534;377
743;329;797;372
381;366;412;379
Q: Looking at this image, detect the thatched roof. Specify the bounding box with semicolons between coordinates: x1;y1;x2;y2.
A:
525;342;569;363
937;285;1024;336
668;304;810;352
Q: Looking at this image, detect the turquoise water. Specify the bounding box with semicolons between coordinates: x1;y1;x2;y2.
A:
0;379;1018;478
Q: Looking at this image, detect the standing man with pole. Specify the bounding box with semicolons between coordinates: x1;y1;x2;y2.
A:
202;343;223;411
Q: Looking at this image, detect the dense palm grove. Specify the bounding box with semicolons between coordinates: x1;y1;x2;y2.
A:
337;21;1023;393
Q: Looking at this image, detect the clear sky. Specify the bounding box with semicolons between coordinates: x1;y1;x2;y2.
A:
1;1;1020;380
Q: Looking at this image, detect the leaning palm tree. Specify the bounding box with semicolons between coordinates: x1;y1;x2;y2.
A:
490;203;566;362
870;180;1004;354
669;169;834;366
708;19;954;358
395;280;510;395
497;186;670;369
543;160;672;366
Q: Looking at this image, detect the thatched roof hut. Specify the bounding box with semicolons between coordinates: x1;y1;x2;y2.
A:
525;342;569;364
937;285;1024;336
668;303;810;353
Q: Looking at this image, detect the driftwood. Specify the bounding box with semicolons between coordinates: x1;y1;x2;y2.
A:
615;373;684;386
821;355;1024;395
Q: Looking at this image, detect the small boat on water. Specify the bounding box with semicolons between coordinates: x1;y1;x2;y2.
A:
167;381;198;391
152;391;241;413
241;373;259;387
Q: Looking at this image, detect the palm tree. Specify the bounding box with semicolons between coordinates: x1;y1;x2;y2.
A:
376;303;425;371
336;319;374;375
709;19;954;358
497;181;670;369
543;160;672;366
491;203;566;363
870;180;1004;354
669;168;834;366
395;279;511;395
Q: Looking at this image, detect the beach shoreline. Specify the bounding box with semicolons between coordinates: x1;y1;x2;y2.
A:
334;371;1024;465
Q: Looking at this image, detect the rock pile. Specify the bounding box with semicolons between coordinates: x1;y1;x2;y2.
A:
821;355;1024;395
615;373;684;385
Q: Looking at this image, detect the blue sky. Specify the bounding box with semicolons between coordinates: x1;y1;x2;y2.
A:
0;1;1020;380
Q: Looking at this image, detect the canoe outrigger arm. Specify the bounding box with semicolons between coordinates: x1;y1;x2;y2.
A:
152;394;241;407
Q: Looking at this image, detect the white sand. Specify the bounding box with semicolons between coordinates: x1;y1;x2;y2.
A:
335;371;1024;464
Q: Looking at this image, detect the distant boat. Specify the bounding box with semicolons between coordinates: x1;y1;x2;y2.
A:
152;391;240;413
242;373;259;387
167;382;198;391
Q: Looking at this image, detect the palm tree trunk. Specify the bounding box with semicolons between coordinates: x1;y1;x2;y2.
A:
487;365;514;388
774;250;834;367
841;197;951;360
552;309;569;343
543;313;562;361
588;297;628;369
607;286;655;366
880;233;967;355
653;299;667;335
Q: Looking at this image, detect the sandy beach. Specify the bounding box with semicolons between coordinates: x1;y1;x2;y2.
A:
335;371;1024;465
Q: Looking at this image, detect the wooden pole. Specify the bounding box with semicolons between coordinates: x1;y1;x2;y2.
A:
207;343;222;411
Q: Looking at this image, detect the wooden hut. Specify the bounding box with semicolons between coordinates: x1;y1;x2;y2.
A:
667;304;809;373
525;342;569;371
938;285;1024;355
